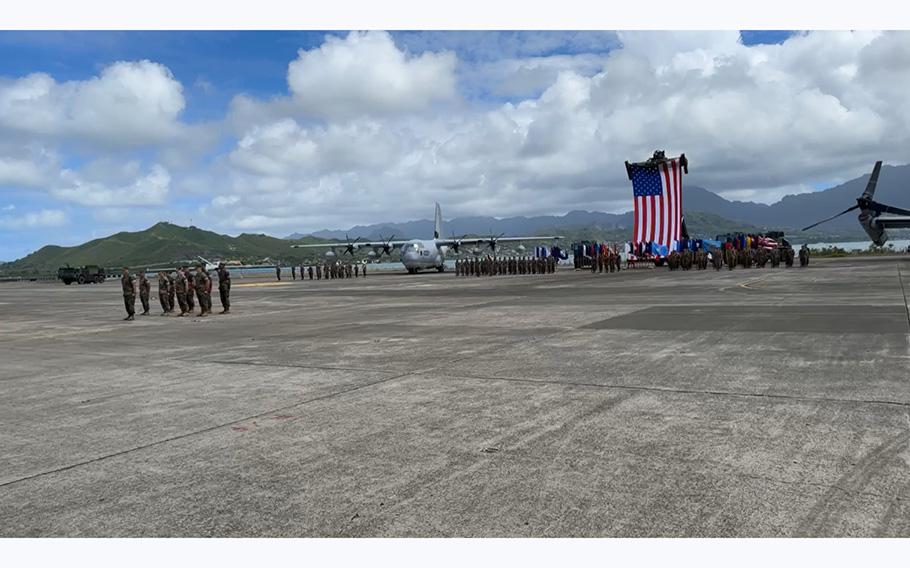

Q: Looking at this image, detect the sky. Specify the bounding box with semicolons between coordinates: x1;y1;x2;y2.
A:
1;29;909;261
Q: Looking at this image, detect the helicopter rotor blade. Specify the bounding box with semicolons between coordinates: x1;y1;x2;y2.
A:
861;160;883;202
801;204;860;231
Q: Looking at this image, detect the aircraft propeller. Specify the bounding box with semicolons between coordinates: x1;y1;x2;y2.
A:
343;233;362;256
376;233;396;257
800;160;910;231
449;231;468;253
486;230;506;252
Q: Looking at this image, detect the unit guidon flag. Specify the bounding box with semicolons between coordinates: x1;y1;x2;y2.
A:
627;155;687;247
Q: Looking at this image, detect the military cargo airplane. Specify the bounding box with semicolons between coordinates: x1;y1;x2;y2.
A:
291;203;563;273
803;161;910;245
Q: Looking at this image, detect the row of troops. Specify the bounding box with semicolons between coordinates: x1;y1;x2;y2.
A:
455;255;558;277
119;263;232;321
587;250;623;273
666;245;810;271
281;263;367;281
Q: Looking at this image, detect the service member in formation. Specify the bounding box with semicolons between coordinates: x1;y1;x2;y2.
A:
217;261;231;314
362;263;367;278
121;267;137;321
308;265;314;280
292;265;297;280
316;264;322;280
184;267;196;313
174;267;189;316
194;263;213;316
138;269;151;316
276;265;282;281
354;264;360;278
158;270;171;315
167;270;177;313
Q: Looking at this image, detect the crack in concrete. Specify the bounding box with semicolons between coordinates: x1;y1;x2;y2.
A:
436;372;910;409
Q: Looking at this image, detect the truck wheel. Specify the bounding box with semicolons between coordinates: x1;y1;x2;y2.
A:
78;275;85;285
64;280;72;285
95;275;103;283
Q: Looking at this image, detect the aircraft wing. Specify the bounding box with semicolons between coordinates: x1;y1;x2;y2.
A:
290;240;411;250
435;236;563;247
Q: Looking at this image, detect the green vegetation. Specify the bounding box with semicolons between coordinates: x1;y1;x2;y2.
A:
1;222;333;276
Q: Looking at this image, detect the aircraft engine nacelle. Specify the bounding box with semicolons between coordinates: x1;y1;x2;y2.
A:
859;210;887;246
325;250;337;260
471;247;481;256
367;250;377;259
516;244;526;254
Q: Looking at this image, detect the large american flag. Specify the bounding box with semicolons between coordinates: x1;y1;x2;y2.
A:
630;157;683;246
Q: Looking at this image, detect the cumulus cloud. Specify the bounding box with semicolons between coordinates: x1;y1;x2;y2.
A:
0;60;186;147
0;208;66;229
53;164;171;207
206;30;910;237
229;31;458;129
8;31;910;247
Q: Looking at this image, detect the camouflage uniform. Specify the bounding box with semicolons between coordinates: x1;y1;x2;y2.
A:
316;264;322;280
166;271;177;313
217;263;231;313
175;269;189;315
276;265;282;281
121;270;136;320
185;268;196;312
138;272;151;315
799;245;810;267
195;267;213;316
158;271;171;314
308;266;314;280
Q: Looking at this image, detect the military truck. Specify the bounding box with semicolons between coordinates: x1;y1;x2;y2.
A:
57;265;106;285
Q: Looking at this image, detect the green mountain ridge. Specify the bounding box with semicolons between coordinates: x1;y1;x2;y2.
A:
2;222;331;274
3;214;905;276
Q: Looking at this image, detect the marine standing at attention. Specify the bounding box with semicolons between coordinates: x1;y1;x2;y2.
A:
217;261;231;314
195;263;213;317
174;268;189;316
158;271;171;315
184;267;196;313
276;264;282;281
167;271;177;313
121;267;136;321
138;269;151;316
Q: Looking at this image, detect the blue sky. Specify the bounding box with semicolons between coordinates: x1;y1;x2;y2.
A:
3;30;904;263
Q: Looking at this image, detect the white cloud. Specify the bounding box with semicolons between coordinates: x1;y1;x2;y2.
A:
0;208;66;229
0;60;186;147
229;31;458;129
206;30;910;236
53;164;171;207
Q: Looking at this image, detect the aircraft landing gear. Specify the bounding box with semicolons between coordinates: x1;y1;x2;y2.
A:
437;265;445;273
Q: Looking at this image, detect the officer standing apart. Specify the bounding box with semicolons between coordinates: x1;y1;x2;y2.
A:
138;269;151;316
217;261;231;314
276;264;282;281
121;267;137;321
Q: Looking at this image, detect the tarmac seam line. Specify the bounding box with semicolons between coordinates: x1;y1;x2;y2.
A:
0;331;567;489
435;372;910;409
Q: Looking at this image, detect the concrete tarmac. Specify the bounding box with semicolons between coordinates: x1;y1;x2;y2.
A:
1;257;909;537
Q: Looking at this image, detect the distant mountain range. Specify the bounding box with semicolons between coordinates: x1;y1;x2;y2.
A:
287;164;910;241
5;163;909;275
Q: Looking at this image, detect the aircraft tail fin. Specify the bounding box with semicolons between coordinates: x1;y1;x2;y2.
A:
434;202;443;239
